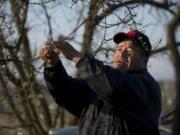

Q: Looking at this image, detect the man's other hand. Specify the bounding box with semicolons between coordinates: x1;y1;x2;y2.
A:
48;41;82;64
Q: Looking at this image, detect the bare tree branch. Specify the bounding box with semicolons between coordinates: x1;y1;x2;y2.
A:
29;0;55;5
151;42;180;55
41;1;53;40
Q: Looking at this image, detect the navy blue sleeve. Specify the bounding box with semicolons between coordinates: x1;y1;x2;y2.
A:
44;59;94;117
76;56;126;104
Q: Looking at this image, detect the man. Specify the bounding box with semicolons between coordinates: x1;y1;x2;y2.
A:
39;30;161;135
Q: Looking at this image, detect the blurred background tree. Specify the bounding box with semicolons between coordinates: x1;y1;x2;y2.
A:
0;0;179;135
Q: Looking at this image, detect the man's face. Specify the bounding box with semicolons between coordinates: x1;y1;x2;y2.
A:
112;40;146;71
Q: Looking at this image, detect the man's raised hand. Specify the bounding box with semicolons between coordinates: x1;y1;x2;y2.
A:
38;43;60;68
48;41;82;64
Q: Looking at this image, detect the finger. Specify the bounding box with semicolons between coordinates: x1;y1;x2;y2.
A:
45;48;58;58
48;51;58;59
40;46;54;54
53;48;61;54
44;52;58;63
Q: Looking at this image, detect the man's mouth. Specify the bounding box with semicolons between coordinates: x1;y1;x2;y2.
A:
114;60;128;64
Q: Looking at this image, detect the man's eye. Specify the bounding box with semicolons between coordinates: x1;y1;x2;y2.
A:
116;49;121;52
116;48;122;52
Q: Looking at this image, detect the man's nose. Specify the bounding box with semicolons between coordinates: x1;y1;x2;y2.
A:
115;49;127;59
120;49;128;58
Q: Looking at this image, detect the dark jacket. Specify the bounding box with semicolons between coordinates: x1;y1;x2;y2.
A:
44;57;161;135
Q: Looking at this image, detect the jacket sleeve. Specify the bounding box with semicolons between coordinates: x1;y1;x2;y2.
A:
76;56;126;104
44;59;94;117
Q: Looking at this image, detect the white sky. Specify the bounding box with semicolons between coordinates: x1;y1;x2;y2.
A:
27;1;177;81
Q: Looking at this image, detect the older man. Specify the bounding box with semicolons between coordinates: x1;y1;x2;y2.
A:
39;30;161;135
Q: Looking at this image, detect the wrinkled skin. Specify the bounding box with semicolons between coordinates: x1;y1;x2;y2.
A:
112;40;148;71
